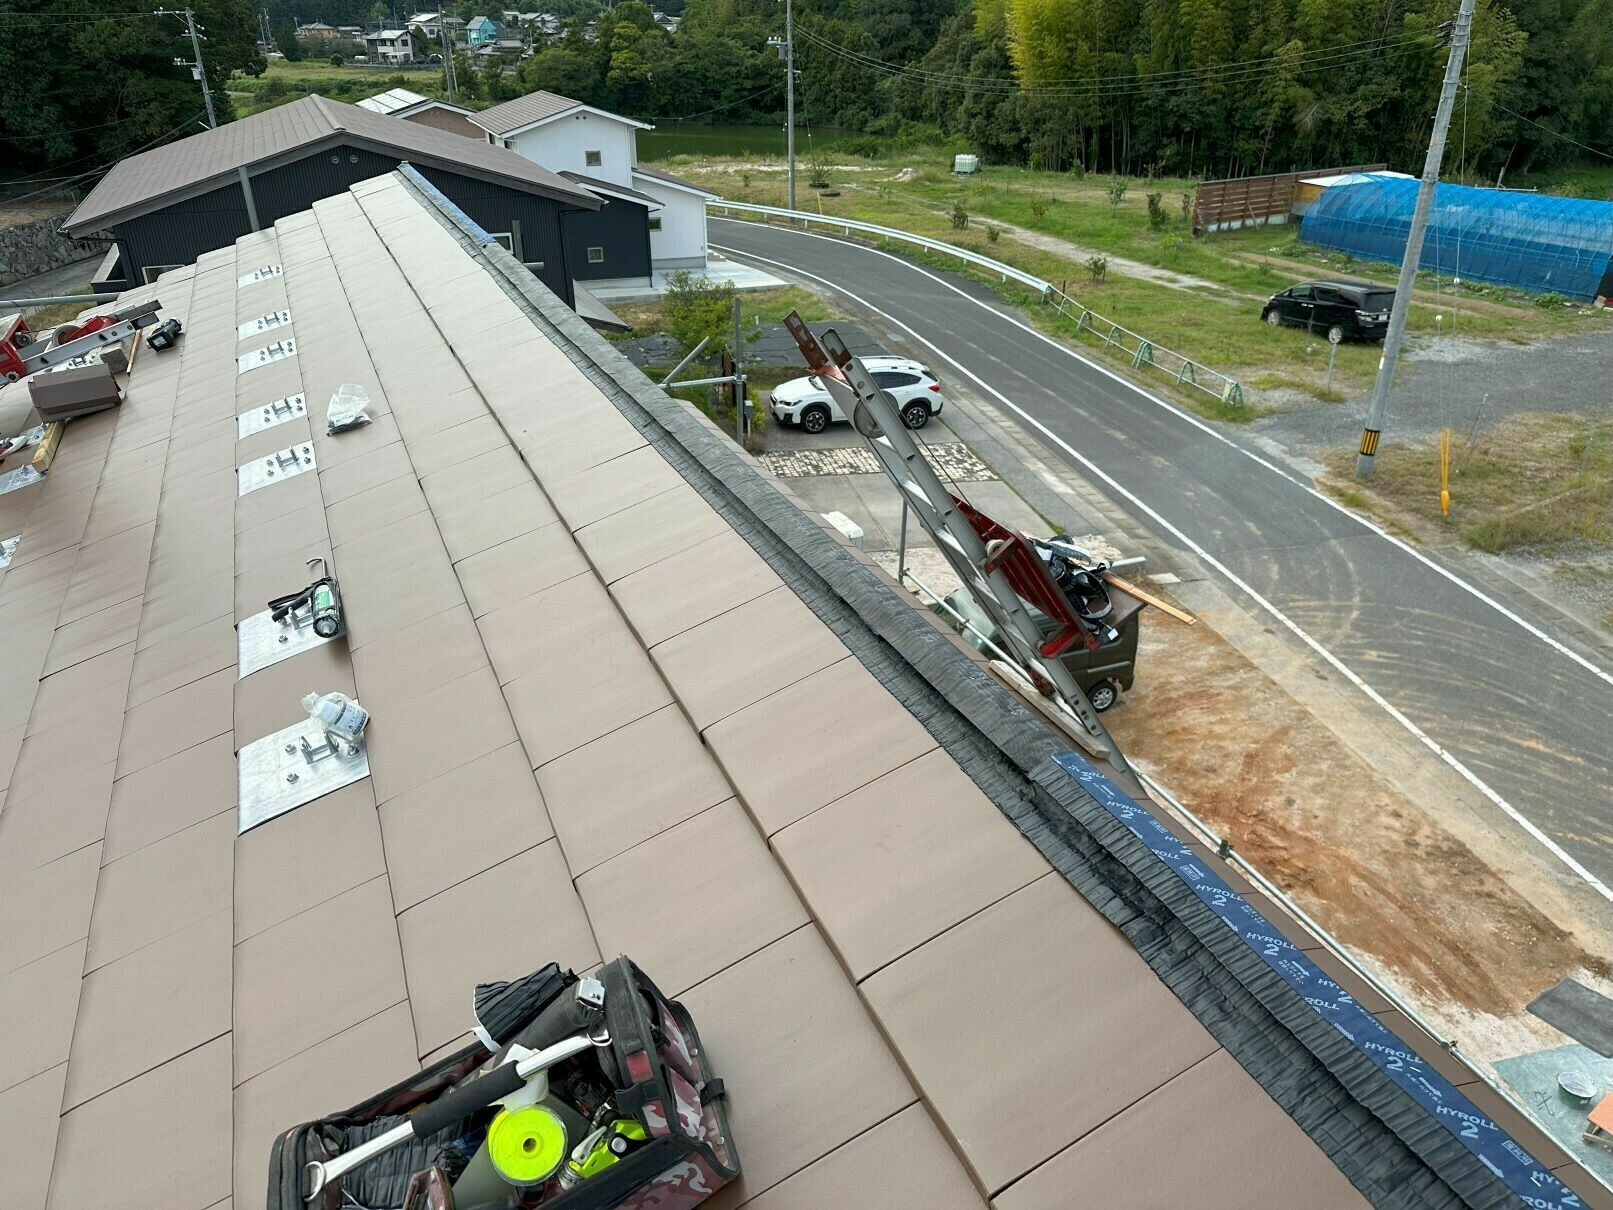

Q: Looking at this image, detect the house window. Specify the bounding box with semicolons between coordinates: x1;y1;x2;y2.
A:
503;138;514;149
648;216;662;232
142;264;181;283
489;233;514;252
586;246;605;264
585;150;602;167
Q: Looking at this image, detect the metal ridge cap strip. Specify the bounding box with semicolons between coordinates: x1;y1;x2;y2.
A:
392;168;1510;1208
1051;750;1573;1210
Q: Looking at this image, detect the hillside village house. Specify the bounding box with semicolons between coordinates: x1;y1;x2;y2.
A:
364;28;413;64
466;15;499;45
471;90;716;286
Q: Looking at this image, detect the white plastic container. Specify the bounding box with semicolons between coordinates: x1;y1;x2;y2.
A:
953;153;980;175
302;690;369;744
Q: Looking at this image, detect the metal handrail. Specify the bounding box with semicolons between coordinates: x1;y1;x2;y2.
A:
708;199;1244;408
708;198;1053;294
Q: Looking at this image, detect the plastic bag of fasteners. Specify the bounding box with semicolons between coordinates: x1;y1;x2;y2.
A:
327;383;372;435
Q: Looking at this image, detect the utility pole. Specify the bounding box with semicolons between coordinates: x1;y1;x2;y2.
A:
441;22;457;102
769;1;796;208
1354;0;1474;477
159;8;217;128
786;0;796;210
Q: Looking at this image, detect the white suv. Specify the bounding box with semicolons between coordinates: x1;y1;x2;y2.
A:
768;357;945;434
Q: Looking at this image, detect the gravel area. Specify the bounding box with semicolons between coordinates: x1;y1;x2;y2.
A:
1256;324;1613;452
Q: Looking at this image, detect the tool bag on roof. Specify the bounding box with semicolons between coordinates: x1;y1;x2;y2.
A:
266;957;739;1210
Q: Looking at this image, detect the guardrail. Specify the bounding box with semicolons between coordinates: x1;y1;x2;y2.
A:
707;199;1244;408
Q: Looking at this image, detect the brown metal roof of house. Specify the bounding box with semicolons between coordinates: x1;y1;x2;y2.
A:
471;88;650;136
1;169;1606;1210
62;94;598;235
469;89;586;134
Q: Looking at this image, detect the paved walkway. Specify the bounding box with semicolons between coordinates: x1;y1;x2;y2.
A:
1;254;104;313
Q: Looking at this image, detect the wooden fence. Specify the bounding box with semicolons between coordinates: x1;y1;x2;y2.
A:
1193;165;1386;234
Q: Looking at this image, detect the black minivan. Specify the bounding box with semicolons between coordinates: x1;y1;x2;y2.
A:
1261;280;1395;342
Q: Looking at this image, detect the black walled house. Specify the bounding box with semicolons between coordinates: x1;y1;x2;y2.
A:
64;94;603;310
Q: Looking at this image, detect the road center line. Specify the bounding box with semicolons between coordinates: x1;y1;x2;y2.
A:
715;235;1613;903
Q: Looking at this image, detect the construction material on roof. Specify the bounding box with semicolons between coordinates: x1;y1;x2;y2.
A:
26;360;121;422
1302;174;1613;300
1531;978;1613;1058
62;93;599;236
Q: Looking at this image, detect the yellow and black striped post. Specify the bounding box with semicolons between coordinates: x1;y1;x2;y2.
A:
1358;428;1381;458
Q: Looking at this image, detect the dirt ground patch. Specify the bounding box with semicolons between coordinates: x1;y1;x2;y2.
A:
1104;602;1608;1021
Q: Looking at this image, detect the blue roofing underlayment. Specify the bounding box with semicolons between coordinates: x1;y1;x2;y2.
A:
1053;749;1582;1209
1301;174;1613;300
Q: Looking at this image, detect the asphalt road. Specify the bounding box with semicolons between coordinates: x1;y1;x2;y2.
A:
712;217;1613;897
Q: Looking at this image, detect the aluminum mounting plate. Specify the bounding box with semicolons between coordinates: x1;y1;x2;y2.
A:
237;719;369;835
237;442;315;496
0;535;18;569
237;337;296;375
237;264;283;288
0;464;43;497
237;605;335;678
236;393;307;439
237;310;291;341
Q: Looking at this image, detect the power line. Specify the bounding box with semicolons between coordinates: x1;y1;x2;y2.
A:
0;112;207;209
797;23;1435;90
637;82;781;123
796;26;1439;101
1490;99;1613;163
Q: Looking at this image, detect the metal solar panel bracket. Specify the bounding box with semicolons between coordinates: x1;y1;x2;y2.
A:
237;718;369;834
237;442;315;496
782;312;1121;766
236;393;307;439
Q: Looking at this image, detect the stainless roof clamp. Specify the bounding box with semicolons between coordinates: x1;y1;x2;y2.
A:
237;715;370;834
237;442;315;496
236;392;307;439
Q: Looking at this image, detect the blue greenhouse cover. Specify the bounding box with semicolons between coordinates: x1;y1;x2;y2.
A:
1301;174;1613;300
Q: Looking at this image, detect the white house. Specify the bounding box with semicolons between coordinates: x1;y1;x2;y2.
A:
364;29;414;64
470;89;716;274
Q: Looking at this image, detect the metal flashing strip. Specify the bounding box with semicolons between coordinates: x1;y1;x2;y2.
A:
237;605;336;678
237;337;297;374
236;393;307;439
0;464;43;496
237;442;315;496
1052;748;1580;1210
237;309;291;341
237;719;369;835
237;264;283;288
0;534;18;569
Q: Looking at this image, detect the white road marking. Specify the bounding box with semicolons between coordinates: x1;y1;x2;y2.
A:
716;235;1613;903
714;222;1613;691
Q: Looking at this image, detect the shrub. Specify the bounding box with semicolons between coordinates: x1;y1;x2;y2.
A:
835;135;884;158
1146;191;1167;229
1029;196;1048;221
1535;291;1573;308
1086;254;1108;284
330;54;344;66
1180;191;1192;223
664;271;739;354
951;200;969;229
1107;179;1127;209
